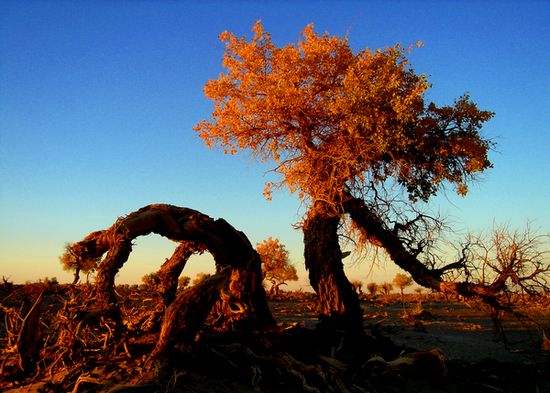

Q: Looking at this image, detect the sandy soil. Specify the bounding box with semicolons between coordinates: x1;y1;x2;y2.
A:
365;301;548;362
272;299;549;363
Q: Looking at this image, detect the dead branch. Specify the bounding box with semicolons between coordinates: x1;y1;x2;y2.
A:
137;242;206;332
343;193;509;301
157;242;205;308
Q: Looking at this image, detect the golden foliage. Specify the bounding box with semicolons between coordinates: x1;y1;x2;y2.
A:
195;22;494;211
393;273;414;291
59;243;99;277
256;237;298;294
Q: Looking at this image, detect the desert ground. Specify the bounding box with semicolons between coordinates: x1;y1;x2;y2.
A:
273;295;550;393
1;284;549;393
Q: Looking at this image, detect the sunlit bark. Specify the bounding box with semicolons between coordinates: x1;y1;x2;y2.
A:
153;267;232;357
157;242;204;308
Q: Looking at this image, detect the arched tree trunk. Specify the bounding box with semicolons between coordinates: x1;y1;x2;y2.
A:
303;205;363;335
69;204;274;332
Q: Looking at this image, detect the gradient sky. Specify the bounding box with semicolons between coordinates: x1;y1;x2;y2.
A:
1;1;548;289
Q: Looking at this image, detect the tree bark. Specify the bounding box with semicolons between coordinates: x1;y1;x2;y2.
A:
138;242;204;332
72;267;80;285
157;242;204;308
303;204;363;334
153;267;232;357
69;204;274;328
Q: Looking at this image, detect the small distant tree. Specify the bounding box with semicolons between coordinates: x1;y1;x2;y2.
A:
192;272;212;287
40;276;59;290
178;275;191;290
393;273;414;303
60;243;100;284
141;272;161;290
380;282;393;296
256;237;298;296
366;282;379;296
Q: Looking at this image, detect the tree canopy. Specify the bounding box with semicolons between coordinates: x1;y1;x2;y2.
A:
195;21;494;213
195;21;496;329
393;272;414;302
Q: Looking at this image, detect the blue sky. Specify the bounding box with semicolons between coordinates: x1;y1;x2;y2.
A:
1;1;548;288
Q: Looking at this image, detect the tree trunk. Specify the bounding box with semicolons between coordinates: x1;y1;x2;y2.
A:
303;205;363;335
94;236;133;308
157;242;203;308
138;242;204;332
69;204;274;331
72;267;80;285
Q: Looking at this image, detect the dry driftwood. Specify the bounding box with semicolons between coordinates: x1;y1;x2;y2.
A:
0;291;45;375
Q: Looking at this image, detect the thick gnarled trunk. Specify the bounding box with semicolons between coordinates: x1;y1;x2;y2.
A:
303;208;363;334
68;204;274;341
